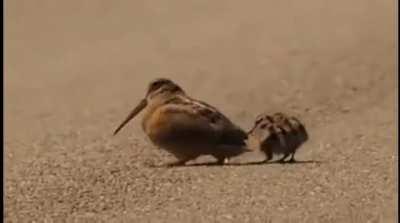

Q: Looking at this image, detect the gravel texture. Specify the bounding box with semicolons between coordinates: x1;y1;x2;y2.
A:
5;0;396;222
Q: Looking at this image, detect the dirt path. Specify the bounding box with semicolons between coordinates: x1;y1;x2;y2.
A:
5;1;396;222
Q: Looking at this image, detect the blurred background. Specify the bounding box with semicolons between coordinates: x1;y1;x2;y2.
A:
5;0;397;222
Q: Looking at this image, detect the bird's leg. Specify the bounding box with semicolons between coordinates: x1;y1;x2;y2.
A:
262;149;273;163
288;153;296;163
278;153;290;163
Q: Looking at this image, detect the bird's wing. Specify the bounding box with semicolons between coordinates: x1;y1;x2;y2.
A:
161;96;248;147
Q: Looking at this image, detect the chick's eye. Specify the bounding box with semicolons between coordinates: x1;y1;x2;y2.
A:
255;118;263;125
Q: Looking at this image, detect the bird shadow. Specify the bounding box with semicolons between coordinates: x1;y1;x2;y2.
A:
147;160;322;168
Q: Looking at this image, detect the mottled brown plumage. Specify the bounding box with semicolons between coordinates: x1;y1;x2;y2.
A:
113;78;249;166
248;112;308;163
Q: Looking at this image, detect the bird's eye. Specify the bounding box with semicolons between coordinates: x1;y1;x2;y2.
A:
152;81;162;88
255;117;263;125
260;124;267;129
149;81;165;93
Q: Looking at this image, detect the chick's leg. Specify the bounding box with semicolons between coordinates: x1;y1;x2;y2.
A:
288;152;296;163
278;153;290;163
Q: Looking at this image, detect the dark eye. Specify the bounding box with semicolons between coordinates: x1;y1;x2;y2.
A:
152;81;163;89
255;117;263;125
260;124;267;129
149;80;165;93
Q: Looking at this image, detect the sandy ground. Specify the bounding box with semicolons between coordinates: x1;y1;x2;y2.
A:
5;0;397;222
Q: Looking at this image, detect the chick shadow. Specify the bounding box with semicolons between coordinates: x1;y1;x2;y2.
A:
148;159;323;168
189;160;322;167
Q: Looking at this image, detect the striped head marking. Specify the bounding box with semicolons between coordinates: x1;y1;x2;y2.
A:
248;113;274;140
146;78;184;100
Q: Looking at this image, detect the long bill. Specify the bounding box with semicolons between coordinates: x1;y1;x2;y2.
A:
113;99;147;135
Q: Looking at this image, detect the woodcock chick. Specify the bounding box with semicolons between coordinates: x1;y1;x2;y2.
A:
248;112;309;163
113;78;250;166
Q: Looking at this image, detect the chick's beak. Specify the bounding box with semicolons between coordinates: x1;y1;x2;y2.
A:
113;99;147;135
247;124;258;136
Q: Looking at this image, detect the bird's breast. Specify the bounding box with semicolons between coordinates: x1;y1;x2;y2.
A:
141;106;172;145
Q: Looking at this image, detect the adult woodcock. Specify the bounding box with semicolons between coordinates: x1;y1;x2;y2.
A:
113;78;250;166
